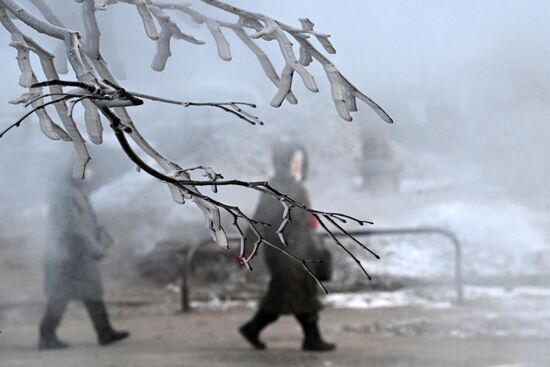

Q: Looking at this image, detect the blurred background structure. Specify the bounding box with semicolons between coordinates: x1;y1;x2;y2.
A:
1;0;550;366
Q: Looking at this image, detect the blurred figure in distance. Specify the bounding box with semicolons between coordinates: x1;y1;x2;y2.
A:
239;140;335;352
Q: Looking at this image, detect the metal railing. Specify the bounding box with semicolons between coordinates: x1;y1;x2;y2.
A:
179;226;463;312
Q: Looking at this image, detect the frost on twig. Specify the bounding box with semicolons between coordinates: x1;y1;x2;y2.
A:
148;5;204;71
0;4;91;177
0;0;391;290
197;0;393;123
150;0;392;122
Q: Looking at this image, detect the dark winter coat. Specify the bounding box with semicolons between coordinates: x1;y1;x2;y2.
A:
44;178;107;301
250;142;321;315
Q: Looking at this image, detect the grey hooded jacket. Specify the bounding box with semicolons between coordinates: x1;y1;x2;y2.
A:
44;178;107;301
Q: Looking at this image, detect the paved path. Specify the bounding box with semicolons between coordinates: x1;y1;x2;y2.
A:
1;305;549;367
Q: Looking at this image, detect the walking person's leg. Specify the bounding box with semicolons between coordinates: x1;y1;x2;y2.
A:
295;313;336;352
39;297;70;350
83;300;130;346
239;309;279;350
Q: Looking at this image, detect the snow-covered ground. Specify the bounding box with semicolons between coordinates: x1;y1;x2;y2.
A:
188;284;550;340
327;285;550;310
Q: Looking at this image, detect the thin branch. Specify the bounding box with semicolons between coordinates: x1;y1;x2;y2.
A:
0;95;73;138
324;215;380;260
23;92;86;107
128;91;263;125
69;95;92;119
315;214;372;281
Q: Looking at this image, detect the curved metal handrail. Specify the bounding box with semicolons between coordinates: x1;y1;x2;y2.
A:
318;227;464;304
179;226;464;312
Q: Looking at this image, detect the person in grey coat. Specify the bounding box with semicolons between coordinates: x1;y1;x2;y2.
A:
239;141;335;352
39;165;129;349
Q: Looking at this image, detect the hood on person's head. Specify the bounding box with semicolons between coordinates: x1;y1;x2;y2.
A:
272;140;309;182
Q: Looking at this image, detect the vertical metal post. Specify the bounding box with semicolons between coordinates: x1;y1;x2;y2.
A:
180;251;191;312
454;239;464;304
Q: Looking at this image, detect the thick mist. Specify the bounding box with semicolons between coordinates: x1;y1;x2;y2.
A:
1;2;550;365
1;0;549;299
1;1;549;202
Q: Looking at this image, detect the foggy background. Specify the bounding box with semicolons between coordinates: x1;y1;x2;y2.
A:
1;1;550;364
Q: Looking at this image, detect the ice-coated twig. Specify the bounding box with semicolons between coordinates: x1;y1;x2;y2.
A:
147;5;204;71
199;0;392;122
127;91;263;125
81;98;103;144
276;200;292;247
204;17;231;61
134;0;159;40
152;1;298;104
0;4;92;177
230;26;298;105
147;0;389;120
0;95;73;138
179;165;223;193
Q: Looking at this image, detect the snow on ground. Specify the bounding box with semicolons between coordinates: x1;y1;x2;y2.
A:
189;285;550;312
340;285;550;339
188;284;550;340
325;289;453;310
327;285;550;310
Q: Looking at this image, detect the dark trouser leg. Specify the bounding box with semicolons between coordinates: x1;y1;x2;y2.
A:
239;310;279;350
39;297;69;349
295;313;336;352
83;300;130;346
296;313;320;341
83;300;112;338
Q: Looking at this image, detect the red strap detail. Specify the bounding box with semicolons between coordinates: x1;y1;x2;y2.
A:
309;215;319;230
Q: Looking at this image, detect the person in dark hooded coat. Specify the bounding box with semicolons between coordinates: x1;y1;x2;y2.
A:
39;164;129;349
239;141;335;352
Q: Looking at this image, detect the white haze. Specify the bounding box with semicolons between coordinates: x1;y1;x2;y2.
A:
1;0;550;282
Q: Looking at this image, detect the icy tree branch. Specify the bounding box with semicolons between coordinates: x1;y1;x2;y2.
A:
0;0;391;288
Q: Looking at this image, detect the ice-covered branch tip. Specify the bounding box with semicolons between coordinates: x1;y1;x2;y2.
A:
1;79;263;136
127;91;263;125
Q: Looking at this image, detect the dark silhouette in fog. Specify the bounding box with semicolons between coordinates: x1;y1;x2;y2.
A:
239;141;335;352
39;164;129;349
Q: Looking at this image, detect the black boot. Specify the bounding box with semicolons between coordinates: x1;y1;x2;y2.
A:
39;298;69;350
38;336;69;350
84;300;130;346
98;330;130;346
239;310;279;350
296;313;336;352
